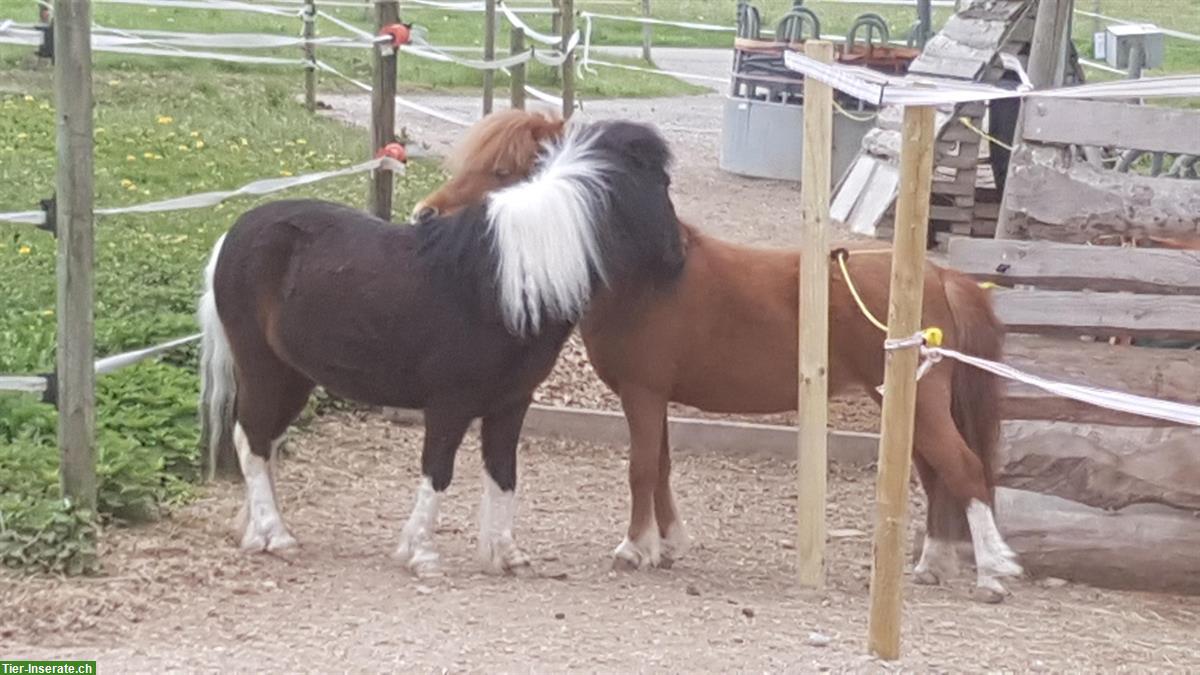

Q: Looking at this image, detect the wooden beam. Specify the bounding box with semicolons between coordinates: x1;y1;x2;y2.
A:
997;488;1200;595
992;288;1200;339
1022;99;1200;157
483;0;496;115
368;0;399;221
303;0;317;113
999;152;1200;243
560;0;575;119
54;0;97;512
868;105;935;662
997;421;1200;511
949;238;1200;294
797;40;834;590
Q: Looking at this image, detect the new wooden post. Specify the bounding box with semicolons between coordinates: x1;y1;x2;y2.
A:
482;0;497;114
54;0;97;512
560;0;575;119
510;27;526;110
369;0;399;221
303;0;317;113
866;104;935;661
796;40;834;589
640;0;652;62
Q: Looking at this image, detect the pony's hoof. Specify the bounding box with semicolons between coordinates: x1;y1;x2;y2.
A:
972;585;1008;604
913;569;942;586
479;541;534;577
239;518;298;554
395;539;442;578
659;524;691;568
612;535;660;571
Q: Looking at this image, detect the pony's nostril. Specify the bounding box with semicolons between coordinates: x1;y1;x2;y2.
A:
415;206;439;223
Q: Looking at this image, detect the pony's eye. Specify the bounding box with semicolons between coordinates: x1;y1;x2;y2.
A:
495;168;511;179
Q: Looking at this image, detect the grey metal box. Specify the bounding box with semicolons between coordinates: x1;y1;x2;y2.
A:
1104;24;1165;70
719;96;872;185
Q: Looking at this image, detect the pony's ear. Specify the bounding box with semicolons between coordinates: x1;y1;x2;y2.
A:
532;117;566;142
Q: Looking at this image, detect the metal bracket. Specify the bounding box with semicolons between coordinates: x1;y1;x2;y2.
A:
40;371;58;408
37;193;57;236
36;20;54;62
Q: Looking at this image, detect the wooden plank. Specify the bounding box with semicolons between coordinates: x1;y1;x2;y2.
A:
796;40;834;589
868;104;935;662
1000;149;1200;243
848;163;899;236
1022;98;1200;156
992;288;1200;338
949;238;1200;294
907;54;986;80
830;155;874;224
940;17;1010;50
997;488;1200;595
368;0;399;220
54;0;97;511
930;204;973;222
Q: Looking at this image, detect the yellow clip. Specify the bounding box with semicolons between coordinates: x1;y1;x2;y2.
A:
922;327;944;347
978;281;998;290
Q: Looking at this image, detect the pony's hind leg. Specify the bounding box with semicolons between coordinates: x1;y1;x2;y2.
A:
912;381;1022;601
394;407;473;578
233;365;314;554
613;388;668;570
654;423;690;568
476;398;535;577
911;457;962;586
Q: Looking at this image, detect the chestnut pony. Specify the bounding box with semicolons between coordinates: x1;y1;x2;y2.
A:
414;109;1023;599
198;120;680;578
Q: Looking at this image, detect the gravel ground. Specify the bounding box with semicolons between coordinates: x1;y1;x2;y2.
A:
5;411;1198;672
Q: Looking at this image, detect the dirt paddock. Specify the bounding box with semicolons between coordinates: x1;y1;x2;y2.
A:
4;411;1197;671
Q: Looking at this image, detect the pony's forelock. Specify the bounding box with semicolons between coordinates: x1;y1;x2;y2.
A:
445;108;564;176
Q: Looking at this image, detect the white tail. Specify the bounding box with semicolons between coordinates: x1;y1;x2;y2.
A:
198;234;236;481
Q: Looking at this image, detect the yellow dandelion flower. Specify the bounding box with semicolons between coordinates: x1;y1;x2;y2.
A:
178;144;190;151
296;138;307;145
190;131;201;137
23;95;34;102
126;154;136;161
120;178;134;187
194;140;205;149
280;170;293;177
42;309;53;316
126;184;138;191
109;80;121;86
143;152;155;159
156;115;174;125
239;137;249;146
18;244;32;255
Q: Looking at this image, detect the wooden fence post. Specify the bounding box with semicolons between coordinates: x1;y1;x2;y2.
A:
797;40;834;589
303;0;317;113
866;104;935;661
510;27;526;110
560;0;575;119
640;0;652;62
53;0;97;512
369;0;399;221
483;0;496;114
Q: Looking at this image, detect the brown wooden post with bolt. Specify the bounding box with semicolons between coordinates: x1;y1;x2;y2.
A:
866;104;936;661
483;0;497;114
796;40;834;589
560;0;575;119
510;27;526;110
54;0;97;512
304;0;317;112
369;0;400;220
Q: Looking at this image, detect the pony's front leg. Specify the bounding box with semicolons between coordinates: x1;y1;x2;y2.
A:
395;409;472;578
613;388;668;570
477;398;535;577
654;423;690;568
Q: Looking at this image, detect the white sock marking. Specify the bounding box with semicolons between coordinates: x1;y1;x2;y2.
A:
396;476;444;576
477;471;529;574
486;124;613;336
234;423;295;552
613;523;662;569
966;498;1023;592
914;536;958;583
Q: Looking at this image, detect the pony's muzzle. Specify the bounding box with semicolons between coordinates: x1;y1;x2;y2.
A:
413;204;439;224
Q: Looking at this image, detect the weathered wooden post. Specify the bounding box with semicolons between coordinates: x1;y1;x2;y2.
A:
641;0;652;62
510;27;527;110
369;0;400;220
796;40;834;589
866;104;935;661
483;0;497;114
53;0;97;512
303;0;317;113
916;0;932;48
560;0;575;119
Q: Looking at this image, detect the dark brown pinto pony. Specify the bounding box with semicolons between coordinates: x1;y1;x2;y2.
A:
414;109;1023;600
197;120;680;578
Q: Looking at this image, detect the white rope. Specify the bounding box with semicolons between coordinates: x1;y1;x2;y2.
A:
583;58;728;84
94;0;296;16
1073;9;1200;44
1079;57;1127;76
314;59;475;126
499;1;561;46
0;375;48;395
401;0;557;13
95;333;202;375
578;11;735;33
1;157;404;227
931;346;1200;427
784;50;1200;106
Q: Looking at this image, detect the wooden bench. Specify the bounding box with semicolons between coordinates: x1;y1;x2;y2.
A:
948;237;1200;594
